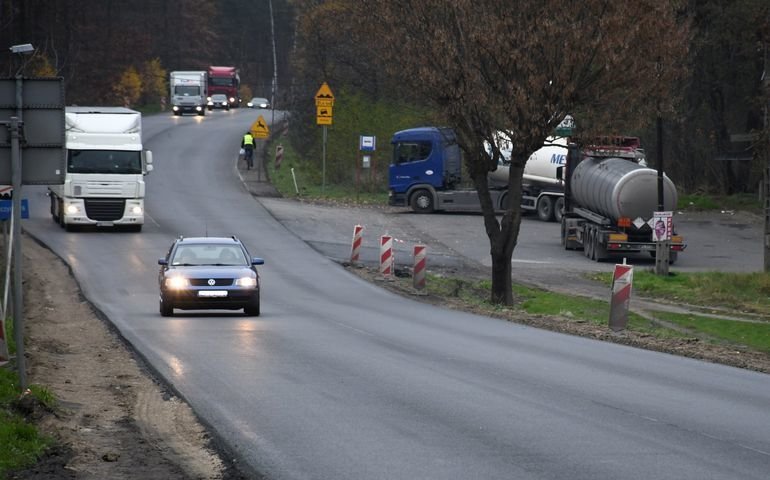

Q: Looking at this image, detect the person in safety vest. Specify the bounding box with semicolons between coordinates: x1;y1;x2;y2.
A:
241;131;256;169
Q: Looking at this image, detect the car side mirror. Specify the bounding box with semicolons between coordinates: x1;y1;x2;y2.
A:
251;257;265;266
158;258;168;266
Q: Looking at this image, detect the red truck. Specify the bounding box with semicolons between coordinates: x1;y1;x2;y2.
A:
207;66;241;108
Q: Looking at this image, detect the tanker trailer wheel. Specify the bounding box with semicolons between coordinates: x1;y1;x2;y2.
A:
410;189;435;213
583;226;593;258
591;228;607;261
536;196;555;222
554;197;565;223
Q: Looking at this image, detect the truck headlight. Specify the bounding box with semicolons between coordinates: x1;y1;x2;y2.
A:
235;277;257;287
229;97;235;103
165;276;189;289
65;204;80;214
130;205;143;215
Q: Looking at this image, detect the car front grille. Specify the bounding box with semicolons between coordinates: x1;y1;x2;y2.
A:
190;278;234;286
84;199;125;221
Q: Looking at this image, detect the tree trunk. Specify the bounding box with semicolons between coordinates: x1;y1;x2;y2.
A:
472;157;525;306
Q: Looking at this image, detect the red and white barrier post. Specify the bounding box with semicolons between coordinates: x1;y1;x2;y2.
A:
379;235;394;277
350;224;363;264
609;260;633;331
412;244;427;290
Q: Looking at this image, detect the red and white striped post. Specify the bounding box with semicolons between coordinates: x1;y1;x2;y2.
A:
350;224;363;264
413;244;427;290
609;260;634;331
379;235;394;277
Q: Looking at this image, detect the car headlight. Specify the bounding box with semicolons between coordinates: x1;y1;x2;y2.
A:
235;276;257;287
247;102;253;107
165;276;189;289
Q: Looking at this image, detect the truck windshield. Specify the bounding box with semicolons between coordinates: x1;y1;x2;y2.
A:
174;85;200;96
393;141;432;164
68;150;142;174
209;77;235;87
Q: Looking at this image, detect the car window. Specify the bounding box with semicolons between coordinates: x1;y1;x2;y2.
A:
175;245;247;265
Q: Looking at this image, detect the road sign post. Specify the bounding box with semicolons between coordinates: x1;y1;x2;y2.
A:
315;83;335;195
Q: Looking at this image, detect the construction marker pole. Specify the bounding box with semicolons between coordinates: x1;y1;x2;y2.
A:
350;224;363;264
379;235;394;277
609;259;633;331
413;244;427;290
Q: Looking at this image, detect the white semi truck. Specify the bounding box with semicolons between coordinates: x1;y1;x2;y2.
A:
48;106;153;232
169;71;207;116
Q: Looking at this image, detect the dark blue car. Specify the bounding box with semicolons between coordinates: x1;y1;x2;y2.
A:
158;236;264;316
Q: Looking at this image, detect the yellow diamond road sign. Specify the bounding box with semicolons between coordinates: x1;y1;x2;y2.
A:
315;82;335;108
251;115;269;139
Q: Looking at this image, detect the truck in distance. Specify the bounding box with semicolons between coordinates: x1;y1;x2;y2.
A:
48;106;153;232
169;71;207;116
207;66;240;108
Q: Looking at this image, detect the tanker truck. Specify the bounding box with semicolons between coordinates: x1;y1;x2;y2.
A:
388;126;643;219
389;127;568;214
559;142;685;263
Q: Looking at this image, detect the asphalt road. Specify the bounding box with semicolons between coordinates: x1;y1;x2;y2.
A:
20;109;770;480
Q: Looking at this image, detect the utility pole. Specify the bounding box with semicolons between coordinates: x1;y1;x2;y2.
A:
761;42;770;273
654;56;670;276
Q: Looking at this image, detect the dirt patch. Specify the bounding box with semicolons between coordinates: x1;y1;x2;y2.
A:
8;234;246;479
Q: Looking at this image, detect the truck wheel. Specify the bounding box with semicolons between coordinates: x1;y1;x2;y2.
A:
584;226;593;258
591;228;608;261
410;190;435;213
554;197;565;223
536;196;554;222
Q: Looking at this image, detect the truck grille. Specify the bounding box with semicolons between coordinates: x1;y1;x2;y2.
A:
84;199;125;221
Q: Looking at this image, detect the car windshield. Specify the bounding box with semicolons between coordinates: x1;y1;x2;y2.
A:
172;245;247;266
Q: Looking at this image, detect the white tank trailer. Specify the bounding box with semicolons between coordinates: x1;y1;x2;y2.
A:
561;150;685;263
571;157;677;222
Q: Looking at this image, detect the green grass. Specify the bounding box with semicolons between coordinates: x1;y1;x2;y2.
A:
0;368;53;477
651;311;770;353
0;320;55;477
678;192;762;213
417;272;770;353
264;138;389;205
588;270;770;316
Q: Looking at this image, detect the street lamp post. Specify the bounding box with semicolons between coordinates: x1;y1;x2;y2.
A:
8;43;34;389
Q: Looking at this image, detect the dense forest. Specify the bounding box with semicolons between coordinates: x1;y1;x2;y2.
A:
0;0;296;105
1;0;768;196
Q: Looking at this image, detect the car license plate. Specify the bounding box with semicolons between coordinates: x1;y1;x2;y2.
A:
198;290;227;298
96;221;114;227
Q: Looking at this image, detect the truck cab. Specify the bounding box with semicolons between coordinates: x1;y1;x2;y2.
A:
388;127;462;212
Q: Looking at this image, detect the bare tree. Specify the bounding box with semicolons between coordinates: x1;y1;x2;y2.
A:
342;0;690;304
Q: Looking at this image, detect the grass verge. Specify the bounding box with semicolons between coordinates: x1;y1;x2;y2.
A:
0;321;54;478
373;270;770;366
